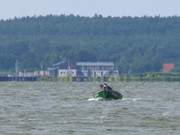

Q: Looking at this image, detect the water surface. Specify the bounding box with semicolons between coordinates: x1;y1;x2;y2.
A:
0;82;180;135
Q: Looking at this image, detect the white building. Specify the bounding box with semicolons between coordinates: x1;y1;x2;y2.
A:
18;70;49;77
58;69;77;77
76;62;118;77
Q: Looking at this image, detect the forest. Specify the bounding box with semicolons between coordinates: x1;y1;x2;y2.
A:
0;14;180;73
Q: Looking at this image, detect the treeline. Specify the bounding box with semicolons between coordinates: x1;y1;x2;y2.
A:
0;14;180;73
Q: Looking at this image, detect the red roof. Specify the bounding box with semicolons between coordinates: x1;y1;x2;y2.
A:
163;63;175;73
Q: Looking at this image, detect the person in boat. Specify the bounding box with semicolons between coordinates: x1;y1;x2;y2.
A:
98;83;123;99
99;83;112;91
103;82;113;91
98;83;110;98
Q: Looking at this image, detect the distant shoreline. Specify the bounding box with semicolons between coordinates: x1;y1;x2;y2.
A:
1;72;179;82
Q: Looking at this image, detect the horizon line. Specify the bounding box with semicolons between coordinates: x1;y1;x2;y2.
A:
1;13;180;21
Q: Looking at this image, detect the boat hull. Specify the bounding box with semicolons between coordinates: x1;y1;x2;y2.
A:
94;90;123;100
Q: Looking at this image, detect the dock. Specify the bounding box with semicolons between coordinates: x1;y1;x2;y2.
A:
0;76;38;81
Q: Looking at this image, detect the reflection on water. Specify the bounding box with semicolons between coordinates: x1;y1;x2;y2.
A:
0;82;180;135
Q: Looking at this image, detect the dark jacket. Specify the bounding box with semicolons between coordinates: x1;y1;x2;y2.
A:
104;85;123;99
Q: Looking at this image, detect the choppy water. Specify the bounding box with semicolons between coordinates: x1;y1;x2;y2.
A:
0;81;180;135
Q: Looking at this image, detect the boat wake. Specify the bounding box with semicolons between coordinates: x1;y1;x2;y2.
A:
122;97;142;102
88;97;103;101
88;97;143;102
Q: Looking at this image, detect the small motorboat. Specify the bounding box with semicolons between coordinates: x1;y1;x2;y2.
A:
94;89;123;100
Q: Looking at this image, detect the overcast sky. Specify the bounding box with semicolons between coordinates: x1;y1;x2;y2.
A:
0;0;180;19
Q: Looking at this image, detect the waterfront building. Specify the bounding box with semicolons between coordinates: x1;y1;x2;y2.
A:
76;62;119;77
58;69;77;77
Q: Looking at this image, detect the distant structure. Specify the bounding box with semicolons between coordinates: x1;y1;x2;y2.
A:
18;70;49;77
163;63;175;73
58;69;77;77
15;60;19;75
47;60;66;77
76;62;118;78
47;61;119;81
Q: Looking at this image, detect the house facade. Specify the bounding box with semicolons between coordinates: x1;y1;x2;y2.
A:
58;69;77;77
48;61;118;78
76;62;119;77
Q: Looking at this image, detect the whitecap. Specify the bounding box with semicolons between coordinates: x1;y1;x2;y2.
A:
122;97;142;102
88;97;103;101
